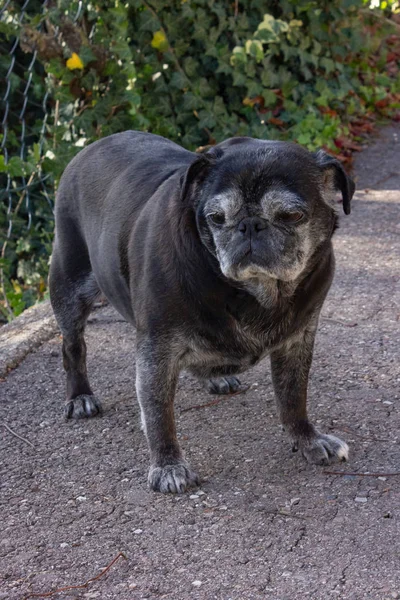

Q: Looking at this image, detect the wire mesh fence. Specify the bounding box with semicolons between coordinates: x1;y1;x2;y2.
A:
1;1;53;318
0;0;87;319
1;0;53;229
0;0;142;321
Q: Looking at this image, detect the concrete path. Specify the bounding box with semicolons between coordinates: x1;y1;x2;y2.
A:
1;126;399;600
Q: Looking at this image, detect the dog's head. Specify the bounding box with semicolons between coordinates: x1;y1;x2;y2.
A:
181;137;355;283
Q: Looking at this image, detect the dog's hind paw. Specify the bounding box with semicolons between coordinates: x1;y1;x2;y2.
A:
206;376;246;395
148;462;200;494
64;395;103;419
295;432;349;466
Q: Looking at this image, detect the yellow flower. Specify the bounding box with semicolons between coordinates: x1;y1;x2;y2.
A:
151;31;168;52
66;53;84;70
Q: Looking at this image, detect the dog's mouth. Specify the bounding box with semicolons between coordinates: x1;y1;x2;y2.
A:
233;244;275;270
237;251;266;268
226;248;277;280
225;246;303;283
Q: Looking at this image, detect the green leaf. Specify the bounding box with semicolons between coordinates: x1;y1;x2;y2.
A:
320;58;336;74
297;133;311;145
79;46;97;66
231;46;247;66
256;13;289;43
6;157;27;177
183;92;201;110
170;71;188;90
33;143;41;164
262;90;277;107
245;40;264;62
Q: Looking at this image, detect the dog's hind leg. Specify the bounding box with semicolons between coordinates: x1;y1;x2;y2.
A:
49;235;102;419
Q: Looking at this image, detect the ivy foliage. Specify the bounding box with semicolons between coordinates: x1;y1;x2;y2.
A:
130;0;399;149
1;0;400;319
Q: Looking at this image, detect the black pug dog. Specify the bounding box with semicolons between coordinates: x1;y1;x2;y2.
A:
50;131;355;493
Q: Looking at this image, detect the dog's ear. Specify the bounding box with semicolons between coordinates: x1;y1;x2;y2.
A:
180;147;223;203
314;150;355;215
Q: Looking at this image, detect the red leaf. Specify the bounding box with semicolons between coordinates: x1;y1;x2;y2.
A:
319;106;338;117
375;98;390;109
268;117;285;127
242;95;264;107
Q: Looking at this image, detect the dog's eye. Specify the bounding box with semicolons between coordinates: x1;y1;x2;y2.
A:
279;211;304;224
209;213;225;226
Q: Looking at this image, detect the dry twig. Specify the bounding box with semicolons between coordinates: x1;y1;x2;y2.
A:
23;552;127;599
360;8;400;31
324;471;400;477
180;386;249;414
1;422;35;448
321;317;358;327
329;425;389;443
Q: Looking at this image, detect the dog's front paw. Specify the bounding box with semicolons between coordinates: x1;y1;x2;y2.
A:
64;395;103;419
148;462;200;493
295;432;349;466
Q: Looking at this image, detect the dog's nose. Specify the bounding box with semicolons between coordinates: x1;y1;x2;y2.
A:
238;217;267;236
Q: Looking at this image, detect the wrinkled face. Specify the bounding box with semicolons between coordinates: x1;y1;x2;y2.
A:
204;184;315;282
191;140;353;284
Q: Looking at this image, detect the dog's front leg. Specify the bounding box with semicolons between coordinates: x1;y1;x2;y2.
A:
270;322;349;465
136;337;199;493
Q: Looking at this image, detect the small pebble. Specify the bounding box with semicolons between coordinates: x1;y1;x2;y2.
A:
60;542;69;548
190;494;199;500
355;497;367;503
290;498;300;506
192;580;202;587
383;400;393;405
133;529;143;534
76;496;86;502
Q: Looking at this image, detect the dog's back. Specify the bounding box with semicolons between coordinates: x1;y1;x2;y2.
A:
53;131;195;321
55;130;194;232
